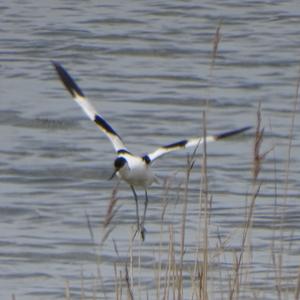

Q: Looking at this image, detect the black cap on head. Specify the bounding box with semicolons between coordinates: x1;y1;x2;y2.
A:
114;157;127;170
109;157;127;180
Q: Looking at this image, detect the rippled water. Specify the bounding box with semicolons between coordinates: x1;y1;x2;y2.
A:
1;1;300;299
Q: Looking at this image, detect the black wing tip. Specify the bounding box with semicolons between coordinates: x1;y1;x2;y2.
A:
216;126;252;140
163;139;188;149
52;61;85;98
51;60;60;68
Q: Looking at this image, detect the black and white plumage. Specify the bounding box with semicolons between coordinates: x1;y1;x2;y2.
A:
53;62;251;240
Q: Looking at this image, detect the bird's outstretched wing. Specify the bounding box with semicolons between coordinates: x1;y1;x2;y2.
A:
146;126;251;162
52;62;127;153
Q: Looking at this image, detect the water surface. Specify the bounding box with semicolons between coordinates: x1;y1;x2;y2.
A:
1;1;300;299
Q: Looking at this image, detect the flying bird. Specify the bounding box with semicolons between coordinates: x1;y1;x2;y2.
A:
52;62;251;240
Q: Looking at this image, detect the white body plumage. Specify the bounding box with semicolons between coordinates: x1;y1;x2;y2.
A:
116;154;158;188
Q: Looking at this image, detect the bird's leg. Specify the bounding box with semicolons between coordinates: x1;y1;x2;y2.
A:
130;185;140;235
140;189;149;241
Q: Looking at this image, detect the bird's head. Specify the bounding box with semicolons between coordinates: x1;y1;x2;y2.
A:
109;157;128;180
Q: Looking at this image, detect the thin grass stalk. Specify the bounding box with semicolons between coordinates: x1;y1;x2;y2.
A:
191;111;211;300
156;175;174;299
175;120;201;299
177;144;196;299
294;266;300;300
196;22;222;298
156;225;163;300
172;225;178;300
84;212;108;300
272;253;282;300
65;280;71;300
191;263;201;300
103;182;120;228
210;20;222;73
286;68;300;299
273;70;300;299
114;263;119;300
272;68;300;300
173;259;177;300
216;234;226;300
128;237;134;297
80;267;85;300
101;183;120;245
230;105;264;300
269;119;279;294
125;264;134;300
113;241;123;300
119;270;124;300
189;143;208;299
200;111;209;300
283;67;300;209
163;225;174;300
206;20;222;108
138;236;142;300
92;278;97;300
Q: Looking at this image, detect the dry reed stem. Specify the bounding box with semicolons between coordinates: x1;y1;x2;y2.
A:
230;104;264;300
125;264;134;300
85;211;95;244
210;20;222;72
273;70;300;299
113;264;119;300
206;20;222;108
191;22;222;299
272;252;283;300
269;118;279;262
283;67;300;204
157;206;165;300
156;173;178;299
113;238;122;299
161;172;177;222
178;118;205;300
101;183;120;244
273;68;300;300
84;211;108;300
200;110;209;300
65;280;71;300
177;145;196;299
163;225;174;300
104;182;120;227
128;238;134;298
295;267;300;300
